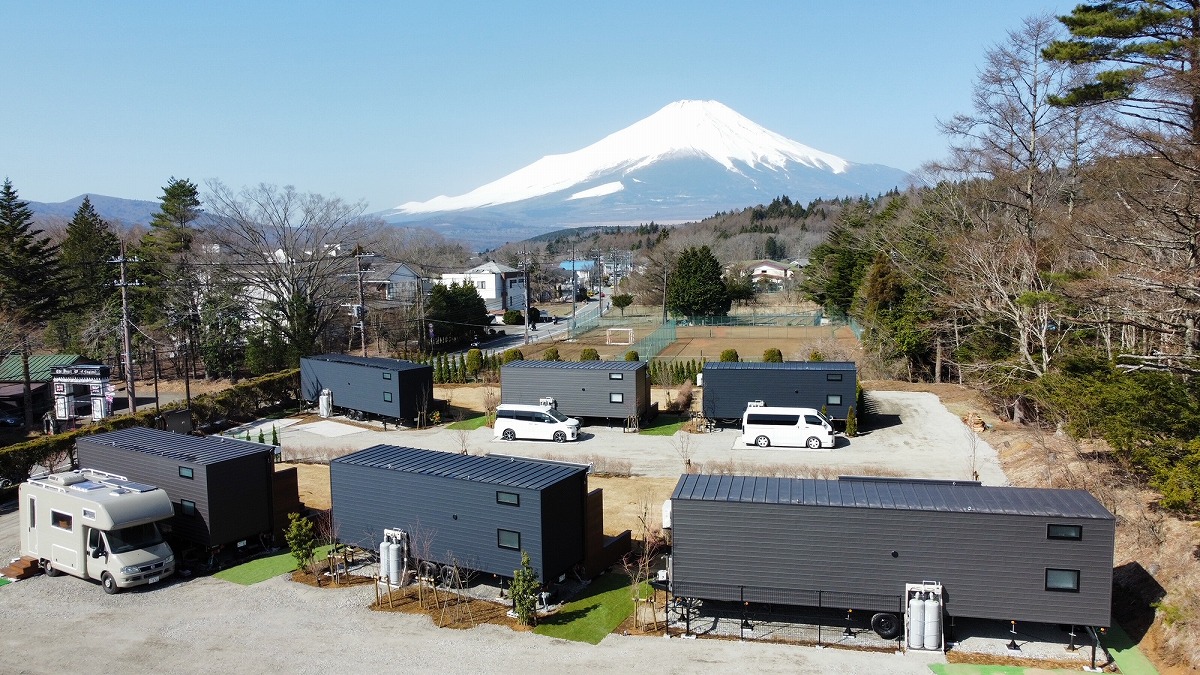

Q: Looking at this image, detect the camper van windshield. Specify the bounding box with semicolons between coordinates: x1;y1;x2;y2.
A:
544;409;569;423
106;523;164;554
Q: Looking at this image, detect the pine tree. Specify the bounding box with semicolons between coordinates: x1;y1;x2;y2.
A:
136;177;203;336
666;246;731;317
0;179;71;427
48;196;121;353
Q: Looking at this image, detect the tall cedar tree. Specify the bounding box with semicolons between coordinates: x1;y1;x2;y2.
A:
137;177;203;337
425;282;490;348
0;179;71;426
50;196;121;354
666;246;730;317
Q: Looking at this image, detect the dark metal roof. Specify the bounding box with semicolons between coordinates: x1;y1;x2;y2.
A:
671;475;1114;520
502;360;645;371
701;361;856;372
302;354;431;372
333;445;586;490
80;427;274;465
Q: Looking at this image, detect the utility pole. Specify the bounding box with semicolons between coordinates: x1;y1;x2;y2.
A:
521;246;531;345
341;250;377;357
111;245;141;415
570;244;577;335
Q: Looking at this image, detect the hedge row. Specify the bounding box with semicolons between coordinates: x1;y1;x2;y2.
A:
0;369;300;486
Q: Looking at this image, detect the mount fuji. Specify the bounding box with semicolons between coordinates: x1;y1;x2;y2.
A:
382;100;913;246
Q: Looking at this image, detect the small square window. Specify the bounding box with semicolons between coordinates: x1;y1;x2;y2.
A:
610;392;624;404
181;499;196;517
383;372;392;380
497;491;520;506
609;372;623;380
497;529;521;550
82;509;96;520
826;394;842;406
1048;524;1083;540
383;392;393;402
827;373;843;382
1046;568;1080;592
179;466;194;480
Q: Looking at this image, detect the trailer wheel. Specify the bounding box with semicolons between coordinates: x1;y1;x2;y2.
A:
101;572;120;595
42;560;61;577
806;436;823;449
754;435;770;448
502;428;516;441
870;612;901;639
553;431;567;443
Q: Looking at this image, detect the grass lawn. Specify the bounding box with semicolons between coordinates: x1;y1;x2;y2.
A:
534;573;637;644
214;545;333;586
639;414;687;436
447;414;489;430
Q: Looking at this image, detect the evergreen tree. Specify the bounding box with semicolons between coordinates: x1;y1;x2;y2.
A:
137;177;203;339
0;179;71;426
49;196;121;354
666;246;731;317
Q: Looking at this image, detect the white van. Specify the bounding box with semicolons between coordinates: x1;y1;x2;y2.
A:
494;403;580;443
739;405;836;449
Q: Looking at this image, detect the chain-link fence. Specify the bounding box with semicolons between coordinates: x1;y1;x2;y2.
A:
630;320;677;359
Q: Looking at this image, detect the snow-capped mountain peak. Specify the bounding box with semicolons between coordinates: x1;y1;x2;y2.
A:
394;100;852;214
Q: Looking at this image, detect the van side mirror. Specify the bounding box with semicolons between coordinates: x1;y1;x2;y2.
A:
91;548;103;559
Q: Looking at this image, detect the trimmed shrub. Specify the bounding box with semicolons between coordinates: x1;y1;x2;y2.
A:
719;348;739;362
580;348;600;361
542;347;561;361
501;348;524;364
624;350;640;361
503;309;523;325
845;406;857;437
763;347;783;362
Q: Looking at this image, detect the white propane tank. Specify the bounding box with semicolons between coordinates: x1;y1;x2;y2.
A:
907;591;926;649
388;540;402;584
319;389;333;418
661;500;672;529
379;541;393;582
923;592;941;650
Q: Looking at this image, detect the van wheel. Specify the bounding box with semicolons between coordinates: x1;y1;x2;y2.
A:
754;435;770;448
101;572;119;595
806;436;823;449
553;431;567;443
42;560;61;577
502;428;516;441
871;612;901;639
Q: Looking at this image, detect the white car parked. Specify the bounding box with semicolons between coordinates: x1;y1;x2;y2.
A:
739;405;836;449
494;404;580;443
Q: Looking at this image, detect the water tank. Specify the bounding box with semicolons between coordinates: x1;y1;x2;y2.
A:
661;500;672;529
379;541;393;582
923;593;941;650
319;389;333;418
388;541;402;584
907;592;925;649
696;372;703;387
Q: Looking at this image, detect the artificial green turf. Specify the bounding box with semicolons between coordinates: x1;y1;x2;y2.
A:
447;415;489;430
1103;623;1160;675
0;578;10;588
213;545;334;586
639;415;687;436
929;666;1086;675
533;573;638;644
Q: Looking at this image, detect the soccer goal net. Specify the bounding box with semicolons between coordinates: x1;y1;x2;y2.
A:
606;328;635;346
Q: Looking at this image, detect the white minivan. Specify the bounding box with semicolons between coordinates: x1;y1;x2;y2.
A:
494;404;580;443
739;405;836;449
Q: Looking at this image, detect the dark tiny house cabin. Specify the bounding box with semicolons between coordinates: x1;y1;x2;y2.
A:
300;354;433;424
701;361;857;420
75;427;277;552
500;360;650;420
668;475;1115;630
331;445;592;582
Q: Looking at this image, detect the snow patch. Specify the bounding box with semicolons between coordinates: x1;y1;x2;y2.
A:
568;182;624;200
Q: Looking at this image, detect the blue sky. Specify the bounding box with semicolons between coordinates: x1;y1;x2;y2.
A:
3;1;1070;213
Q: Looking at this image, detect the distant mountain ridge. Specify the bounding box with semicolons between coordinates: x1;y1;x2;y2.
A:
29;194;160;226
382;100;914;247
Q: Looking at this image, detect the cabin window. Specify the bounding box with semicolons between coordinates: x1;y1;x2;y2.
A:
610;392;624;404
1047;524;1083;541
827;373;843;382
51;510;72;531
82;508;96;520
609;372;623;380
383;392;393;402
181;499;196;517
826;394;842;406
497;529;521;550
496;491;520;506
179;466;194;480
383;372;392;380
1045;568;1080;592
28;498;35;528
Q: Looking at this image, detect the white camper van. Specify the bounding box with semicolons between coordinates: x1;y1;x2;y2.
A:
739;404;836;449
19;469;176;594
494;403;580;443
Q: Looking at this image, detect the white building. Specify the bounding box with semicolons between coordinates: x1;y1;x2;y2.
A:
439;261;526;312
